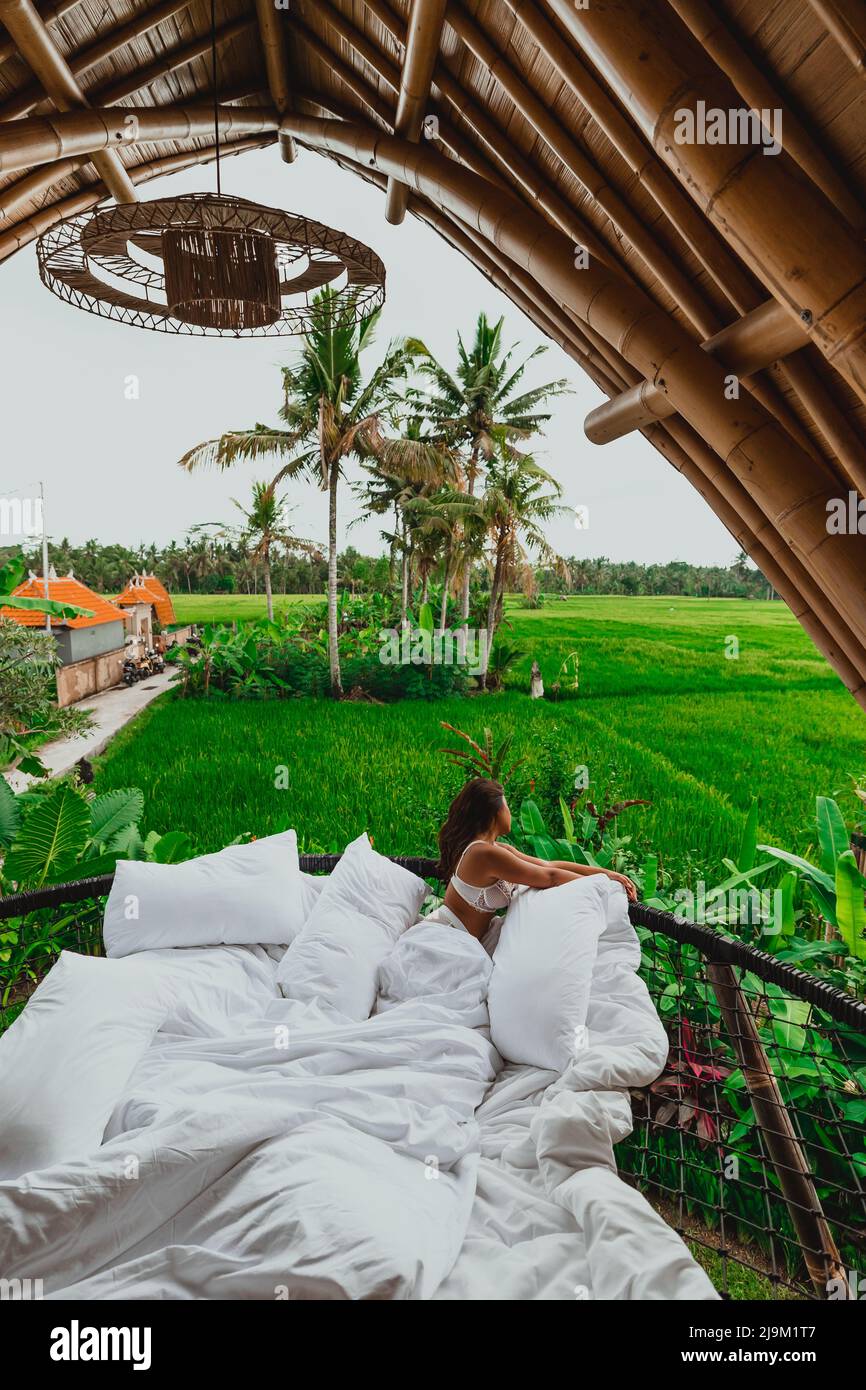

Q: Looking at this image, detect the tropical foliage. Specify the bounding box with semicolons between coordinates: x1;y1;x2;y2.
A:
0;775;197;1018
0;550;93;775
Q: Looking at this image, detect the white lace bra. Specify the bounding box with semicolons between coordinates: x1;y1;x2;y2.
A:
450;840;518;913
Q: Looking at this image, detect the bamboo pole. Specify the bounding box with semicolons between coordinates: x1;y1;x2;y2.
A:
254;0;295;163
0;0;82;64
445;0;720;339
706;961;848;1297
499;0;760;312
807;0;866;77
450;0;844;475
0;0;136;201
648;424;866;701
670;0;865;228
0;105;279;175
282;115;866;644
0;155;85;220
0;134;275;259
546;0;866;411
293;23;507;192
779;353;866;495
303;2;617;268
585;300;807;441
385;0;448;224
657;416;866;688
0;0;194;120
85;15;255;110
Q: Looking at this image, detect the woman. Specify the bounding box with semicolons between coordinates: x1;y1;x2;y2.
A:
432;777;636;941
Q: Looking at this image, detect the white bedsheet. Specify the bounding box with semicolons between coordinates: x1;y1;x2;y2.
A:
0;910;717;1300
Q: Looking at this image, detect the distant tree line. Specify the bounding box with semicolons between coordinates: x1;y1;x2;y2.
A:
4;538;774;602
540;551;776;600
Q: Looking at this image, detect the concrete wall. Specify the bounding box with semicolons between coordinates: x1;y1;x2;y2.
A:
55;647;125;707
55;621;126;666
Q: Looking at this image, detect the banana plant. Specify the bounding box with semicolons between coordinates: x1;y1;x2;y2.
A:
758;796;866;962
0;778;194;891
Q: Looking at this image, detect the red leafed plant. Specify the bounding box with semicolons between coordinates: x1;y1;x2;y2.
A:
649;1018;732;1145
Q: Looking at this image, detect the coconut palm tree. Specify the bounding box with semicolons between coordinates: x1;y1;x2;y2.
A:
179;289;440;696
232;483;319;621
353;417;458;624
408;313;571;624
477;455;569;678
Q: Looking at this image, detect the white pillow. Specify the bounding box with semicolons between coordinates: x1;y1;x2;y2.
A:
277;833;428;1019
488;875;607;1070
0;952;175;1179
104;830;312;955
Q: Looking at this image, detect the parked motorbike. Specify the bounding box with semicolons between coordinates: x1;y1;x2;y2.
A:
122;656;140;686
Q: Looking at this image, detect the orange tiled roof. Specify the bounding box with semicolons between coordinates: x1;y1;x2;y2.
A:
114;574;175;626
1;576;128;629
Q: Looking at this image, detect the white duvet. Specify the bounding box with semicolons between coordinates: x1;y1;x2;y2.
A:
0;904;717;1300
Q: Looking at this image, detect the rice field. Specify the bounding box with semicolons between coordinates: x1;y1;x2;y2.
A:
95;595;866;873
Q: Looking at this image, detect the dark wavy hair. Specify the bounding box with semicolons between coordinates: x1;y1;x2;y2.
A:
436;778;506;881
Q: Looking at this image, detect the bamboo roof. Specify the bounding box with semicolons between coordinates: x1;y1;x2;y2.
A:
1;0;866;705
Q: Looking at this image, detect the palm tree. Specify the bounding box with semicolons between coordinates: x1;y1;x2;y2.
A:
477;456;569;677
232;483;318;621
408;313;571;624
354;419;457;624
179;289;440;695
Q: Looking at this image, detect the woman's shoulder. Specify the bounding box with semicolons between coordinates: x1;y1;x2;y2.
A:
462;839;512;870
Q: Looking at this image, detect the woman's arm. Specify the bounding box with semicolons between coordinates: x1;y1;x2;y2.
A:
500;843;638;901
469;842;582;890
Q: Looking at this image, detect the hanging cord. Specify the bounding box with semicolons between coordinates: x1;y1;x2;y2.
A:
211;0;221;195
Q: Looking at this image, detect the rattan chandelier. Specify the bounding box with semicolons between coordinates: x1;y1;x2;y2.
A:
35;193;386;337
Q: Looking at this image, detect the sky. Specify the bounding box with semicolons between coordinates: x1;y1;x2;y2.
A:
0;143;737;567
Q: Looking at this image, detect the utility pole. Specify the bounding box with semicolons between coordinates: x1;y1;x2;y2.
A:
39;480;49;631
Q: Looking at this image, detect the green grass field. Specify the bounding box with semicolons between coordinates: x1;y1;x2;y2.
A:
96;595;866;873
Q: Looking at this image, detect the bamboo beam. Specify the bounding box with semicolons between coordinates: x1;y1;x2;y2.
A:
0;0;135;201
282;115;866;645
546;0;866;412
0;0;82;64
445;0;720;339
658;415;866;685
807;0;866;77
648;423;866;700
254;0;295;163
293;21;507;192
307;1;617;267
84;15;255;109
670;0;866;228
585;300;807;443
0;105;279;174
460;0;850;473
779;352;866;493
499;0;760;313
0;0;194;120
0;154;85;220
385;0;448;224
0;134;275;259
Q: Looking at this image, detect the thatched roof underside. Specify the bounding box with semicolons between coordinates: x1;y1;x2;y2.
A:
2;0;866;705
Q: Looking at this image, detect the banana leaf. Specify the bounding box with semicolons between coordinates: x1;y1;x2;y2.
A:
835;850;866;959
816;795;850;877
